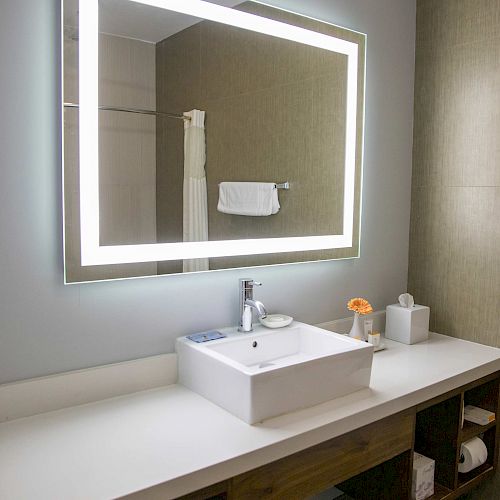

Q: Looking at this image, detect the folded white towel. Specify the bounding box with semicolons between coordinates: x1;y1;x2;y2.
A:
217;182;280;216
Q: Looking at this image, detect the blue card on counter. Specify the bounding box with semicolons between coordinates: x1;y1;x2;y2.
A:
187;330;226;343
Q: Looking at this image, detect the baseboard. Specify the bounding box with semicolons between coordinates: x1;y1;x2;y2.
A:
0;353;177;423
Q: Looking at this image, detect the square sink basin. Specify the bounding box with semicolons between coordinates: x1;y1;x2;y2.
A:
176;322;373;424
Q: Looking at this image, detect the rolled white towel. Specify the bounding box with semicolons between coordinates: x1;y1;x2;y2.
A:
217;182;280;216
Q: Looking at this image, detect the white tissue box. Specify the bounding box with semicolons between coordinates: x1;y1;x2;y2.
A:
412;452;435;500
385;304;430;344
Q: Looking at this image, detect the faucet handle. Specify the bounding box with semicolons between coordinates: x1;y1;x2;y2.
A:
239;278;262;289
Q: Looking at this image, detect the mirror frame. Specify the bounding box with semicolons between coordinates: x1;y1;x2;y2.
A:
77;0;361;266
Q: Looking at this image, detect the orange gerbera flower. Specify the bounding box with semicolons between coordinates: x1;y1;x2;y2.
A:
347;298;373;315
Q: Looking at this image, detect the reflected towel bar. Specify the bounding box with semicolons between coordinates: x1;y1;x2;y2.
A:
275;182;290;190
63;102;190;120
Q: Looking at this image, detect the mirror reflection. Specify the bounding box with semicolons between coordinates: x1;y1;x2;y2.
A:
63;0;365;282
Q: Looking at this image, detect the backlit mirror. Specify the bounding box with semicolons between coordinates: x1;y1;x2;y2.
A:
63;0;366;283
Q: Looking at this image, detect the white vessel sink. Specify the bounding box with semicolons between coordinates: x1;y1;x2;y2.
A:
176;322;373;424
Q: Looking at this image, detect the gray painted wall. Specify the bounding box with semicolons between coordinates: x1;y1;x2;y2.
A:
0;0;416;383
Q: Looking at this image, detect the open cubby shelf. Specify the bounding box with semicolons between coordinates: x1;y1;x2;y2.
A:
458;462;494;487
429;482;452;500
460;420;496;443
414;373;499;500
427;462;495;500
464;378;499;413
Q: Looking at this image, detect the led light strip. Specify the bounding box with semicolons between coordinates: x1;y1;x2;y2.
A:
78;0;360;266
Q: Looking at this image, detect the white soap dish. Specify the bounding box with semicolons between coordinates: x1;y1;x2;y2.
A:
260;314;293;329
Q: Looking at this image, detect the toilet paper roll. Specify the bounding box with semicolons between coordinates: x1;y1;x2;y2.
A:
458;437;488;473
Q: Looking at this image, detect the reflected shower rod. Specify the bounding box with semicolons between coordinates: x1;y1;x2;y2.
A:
63;102;190;121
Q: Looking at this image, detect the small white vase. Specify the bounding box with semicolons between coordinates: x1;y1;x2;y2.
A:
348;312;365;340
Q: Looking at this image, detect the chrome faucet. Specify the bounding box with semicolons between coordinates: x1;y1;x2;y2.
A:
238;278;267;332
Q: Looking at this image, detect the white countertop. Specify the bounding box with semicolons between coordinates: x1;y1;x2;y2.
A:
1;333;499;500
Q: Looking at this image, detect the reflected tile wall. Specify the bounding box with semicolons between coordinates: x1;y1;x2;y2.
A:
64;30;158;282
156;1;364;273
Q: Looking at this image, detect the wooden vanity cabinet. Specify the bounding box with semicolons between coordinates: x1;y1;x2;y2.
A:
174;372;500;500
230;408;414;499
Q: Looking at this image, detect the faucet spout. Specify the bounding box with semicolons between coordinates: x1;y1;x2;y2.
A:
238;278;267;332
245;299;267;319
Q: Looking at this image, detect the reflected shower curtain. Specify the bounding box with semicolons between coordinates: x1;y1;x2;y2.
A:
183;109;209;272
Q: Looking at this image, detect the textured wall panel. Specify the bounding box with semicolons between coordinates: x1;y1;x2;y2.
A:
410;1;500;493
410;0;500;348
